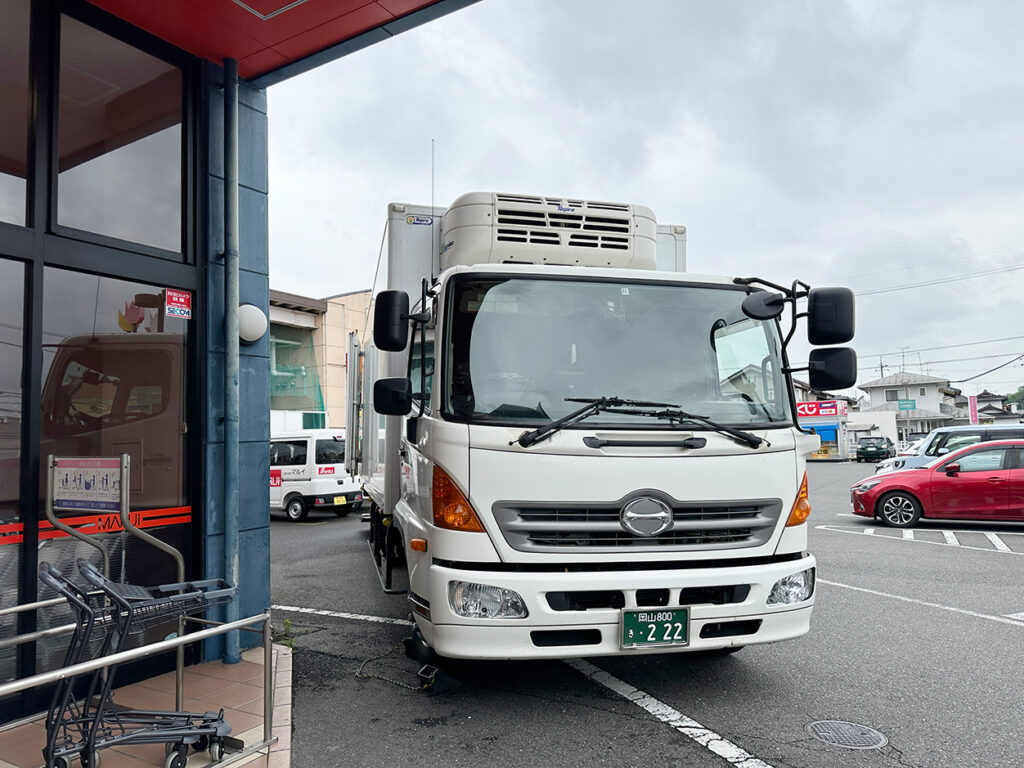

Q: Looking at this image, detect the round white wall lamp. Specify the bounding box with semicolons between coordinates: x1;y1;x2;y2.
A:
238;303;268;343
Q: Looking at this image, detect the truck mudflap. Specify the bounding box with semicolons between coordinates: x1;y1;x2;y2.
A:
415;554;815;660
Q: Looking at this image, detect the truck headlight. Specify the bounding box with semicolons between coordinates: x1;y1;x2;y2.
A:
767;568;815;605
448;581;528;619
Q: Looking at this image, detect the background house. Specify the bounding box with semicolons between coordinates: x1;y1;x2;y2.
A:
269;288;372;432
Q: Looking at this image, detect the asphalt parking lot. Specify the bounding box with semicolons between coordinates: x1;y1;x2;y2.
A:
269;461;1024;767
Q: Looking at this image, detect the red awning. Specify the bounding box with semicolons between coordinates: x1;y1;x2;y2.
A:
88;0;476;85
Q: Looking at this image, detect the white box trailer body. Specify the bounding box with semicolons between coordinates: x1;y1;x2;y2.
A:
346;192;854;660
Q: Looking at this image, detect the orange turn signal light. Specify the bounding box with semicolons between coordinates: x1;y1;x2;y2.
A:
432;465;485;532
786;471;811;527
410;538;428;552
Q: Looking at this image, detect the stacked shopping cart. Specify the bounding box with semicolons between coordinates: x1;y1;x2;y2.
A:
38;559;236;768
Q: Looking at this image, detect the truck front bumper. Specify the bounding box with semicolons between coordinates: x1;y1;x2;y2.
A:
415;554;815;660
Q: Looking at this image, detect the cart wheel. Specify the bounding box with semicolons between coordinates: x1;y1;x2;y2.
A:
163;750;187;768
209;738;225;763
83;752;101;768
163;743;179;758
53;757;69;768
192;735;210;752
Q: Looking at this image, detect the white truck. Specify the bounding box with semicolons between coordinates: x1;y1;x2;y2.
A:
269;429;364;521
346;192;856;660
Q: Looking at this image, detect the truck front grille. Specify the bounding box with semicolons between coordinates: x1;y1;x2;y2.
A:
492;498;782;553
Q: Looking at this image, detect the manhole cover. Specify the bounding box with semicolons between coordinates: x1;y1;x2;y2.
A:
806;720;888;750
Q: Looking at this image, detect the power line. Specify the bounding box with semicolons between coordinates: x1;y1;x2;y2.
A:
953;354;1024;383
858;351;1023;371
854;263;1024;297
833;242;1024;283
858;335;1024;359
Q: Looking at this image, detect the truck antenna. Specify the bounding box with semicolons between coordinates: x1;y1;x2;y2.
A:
431;138;437;282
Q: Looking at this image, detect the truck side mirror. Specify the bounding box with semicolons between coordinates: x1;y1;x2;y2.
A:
741;290;786;320
374;290;410;352
807;287;855;345
807;347;857;390
374;378;413;415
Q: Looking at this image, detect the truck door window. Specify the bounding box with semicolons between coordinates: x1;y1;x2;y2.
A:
713;319;778;414
409;336;434;411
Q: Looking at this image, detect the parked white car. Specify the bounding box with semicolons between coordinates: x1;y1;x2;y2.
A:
270;429;363;521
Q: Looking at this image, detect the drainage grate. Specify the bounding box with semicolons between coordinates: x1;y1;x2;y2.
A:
806;720;888;750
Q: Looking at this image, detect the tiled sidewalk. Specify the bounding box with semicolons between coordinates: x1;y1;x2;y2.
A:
0;645;291;768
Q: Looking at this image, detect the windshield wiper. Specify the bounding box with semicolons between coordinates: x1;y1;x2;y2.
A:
609;407;768;449
515;396;679;448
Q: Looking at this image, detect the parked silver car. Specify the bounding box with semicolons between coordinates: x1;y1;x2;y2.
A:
875;423;1024;473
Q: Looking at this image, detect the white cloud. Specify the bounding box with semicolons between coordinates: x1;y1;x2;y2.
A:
267;0;1024;397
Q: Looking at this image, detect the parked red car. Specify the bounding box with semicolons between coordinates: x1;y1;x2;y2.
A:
851;439;1024;528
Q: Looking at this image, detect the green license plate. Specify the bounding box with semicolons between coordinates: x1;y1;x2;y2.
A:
621;608;689;649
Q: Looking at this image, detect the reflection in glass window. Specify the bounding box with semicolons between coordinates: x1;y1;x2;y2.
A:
315;438;345;465
0;259;23;684
953;449;1005;473
270;440;307;466
444;277;791;426
57;15;182;251
0;0;30;226
270;324;324;412
36;268;190;676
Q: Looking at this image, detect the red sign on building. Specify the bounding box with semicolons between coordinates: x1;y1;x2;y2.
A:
165;288;192;319
796;399;848;418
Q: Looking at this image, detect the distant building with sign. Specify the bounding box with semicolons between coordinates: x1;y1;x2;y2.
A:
796;399;851;460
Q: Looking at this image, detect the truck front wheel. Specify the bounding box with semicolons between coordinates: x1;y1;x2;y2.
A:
285;496;308;522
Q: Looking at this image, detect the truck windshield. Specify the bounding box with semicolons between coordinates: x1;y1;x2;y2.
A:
443;276;793;427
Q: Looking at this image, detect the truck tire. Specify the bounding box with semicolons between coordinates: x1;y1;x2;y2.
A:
285;496;308;522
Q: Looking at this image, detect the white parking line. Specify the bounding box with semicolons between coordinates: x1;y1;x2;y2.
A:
816;525;1024;556
271;604;415;627
819;580;1024;629
984;532;1012;552
1005;612;1024;621
902;530;914;540
273;604;777;765
567;659;775;768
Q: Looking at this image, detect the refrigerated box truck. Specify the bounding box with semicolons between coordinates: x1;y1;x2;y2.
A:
345;191;856;660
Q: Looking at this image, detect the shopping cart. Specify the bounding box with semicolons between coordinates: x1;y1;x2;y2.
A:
39;559;237;768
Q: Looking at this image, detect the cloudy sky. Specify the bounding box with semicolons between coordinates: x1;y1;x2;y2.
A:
266;0;1024;399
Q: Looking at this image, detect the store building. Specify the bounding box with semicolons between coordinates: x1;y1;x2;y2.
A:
796;399;851;460
0;0;475;721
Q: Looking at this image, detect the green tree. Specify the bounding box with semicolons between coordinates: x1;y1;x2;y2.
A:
1007;385;1024;407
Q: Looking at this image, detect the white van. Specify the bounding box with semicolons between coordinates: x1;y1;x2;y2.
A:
269;429;363;521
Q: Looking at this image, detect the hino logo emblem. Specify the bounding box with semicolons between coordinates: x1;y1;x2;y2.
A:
620;497;673;537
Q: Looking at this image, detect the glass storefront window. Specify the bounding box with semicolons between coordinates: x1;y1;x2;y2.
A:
35;268;190;674
0;258;23;684
57;15;182;252
0;0;30;227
